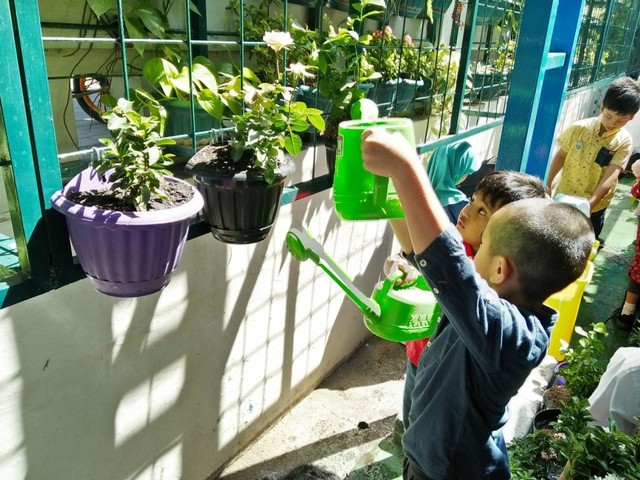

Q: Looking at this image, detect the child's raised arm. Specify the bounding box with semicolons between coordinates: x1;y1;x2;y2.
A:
361;129;450;254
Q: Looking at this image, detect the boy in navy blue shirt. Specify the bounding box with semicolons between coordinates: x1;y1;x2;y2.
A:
361;129;594;480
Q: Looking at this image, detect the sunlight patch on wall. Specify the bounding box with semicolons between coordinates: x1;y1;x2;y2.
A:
115;357;186;447
0;318;26;479
127;441;183;480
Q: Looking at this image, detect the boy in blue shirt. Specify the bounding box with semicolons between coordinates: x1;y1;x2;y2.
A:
361;129;594;479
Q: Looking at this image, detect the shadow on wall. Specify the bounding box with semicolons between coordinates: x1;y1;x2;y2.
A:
3;186;396;479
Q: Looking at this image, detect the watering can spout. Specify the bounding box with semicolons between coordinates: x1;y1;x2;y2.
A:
286;228;381;318
286;227;441;343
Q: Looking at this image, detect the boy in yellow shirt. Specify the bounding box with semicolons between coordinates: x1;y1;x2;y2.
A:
546;76;640;240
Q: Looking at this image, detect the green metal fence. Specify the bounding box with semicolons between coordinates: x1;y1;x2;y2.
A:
0;0;638;306
569;0;640;88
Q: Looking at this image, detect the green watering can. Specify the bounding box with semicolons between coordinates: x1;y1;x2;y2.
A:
286;228;441;342
333;117;415;220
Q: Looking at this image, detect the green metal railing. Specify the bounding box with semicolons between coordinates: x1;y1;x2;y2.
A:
569;0;640;89
0;0;639;306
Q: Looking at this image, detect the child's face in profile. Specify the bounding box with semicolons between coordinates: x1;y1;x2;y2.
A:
600;106;635;133
472;219;496;282
456;192;497;253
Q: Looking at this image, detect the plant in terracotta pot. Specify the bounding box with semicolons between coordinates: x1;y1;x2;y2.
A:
185;32;325;244
50;93;204;297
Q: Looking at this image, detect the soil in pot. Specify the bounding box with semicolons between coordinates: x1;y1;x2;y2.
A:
533;408;561;432
543;385;572;409
67;180;194;211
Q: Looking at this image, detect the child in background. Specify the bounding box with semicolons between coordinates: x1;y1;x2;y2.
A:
362;128;594;479
425;141;481;224
386;170;548;431
546;76;640;241
615;159;640;331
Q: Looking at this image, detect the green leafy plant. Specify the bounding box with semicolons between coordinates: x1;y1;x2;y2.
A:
508;428;566;480
93;94;176;211
554;399;640;479
559;322;608;399
86;0;197;61
228;0;315;84
197;33;325;183
493;39;516;73
367;26;434;82
307;0;384;137
221;67;324;182
142;55;225;118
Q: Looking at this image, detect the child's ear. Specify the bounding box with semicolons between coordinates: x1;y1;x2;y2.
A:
488;256;511;285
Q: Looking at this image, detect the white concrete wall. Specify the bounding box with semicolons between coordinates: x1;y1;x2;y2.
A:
0;146;397;480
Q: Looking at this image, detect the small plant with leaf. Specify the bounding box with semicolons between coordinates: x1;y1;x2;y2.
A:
367;26;434;82
190;31;325;184
508;428;566;480
307;0;383;137
142;55;225;119
554;398;640;479
558;322;608;399
90;94;177;211
86;0;198;61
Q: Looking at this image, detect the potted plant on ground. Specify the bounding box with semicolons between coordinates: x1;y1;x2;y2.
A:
185;33;325;244
50;93;204;297
554;399;640;479
558;323;608;399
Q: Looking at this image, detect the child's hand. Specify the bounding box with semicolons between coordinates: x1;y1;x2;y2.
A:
383;253;420;287
361;129;418;178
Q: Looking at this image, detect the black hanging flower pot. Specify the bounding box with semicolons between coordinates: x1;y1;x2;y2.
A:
185;144;295;244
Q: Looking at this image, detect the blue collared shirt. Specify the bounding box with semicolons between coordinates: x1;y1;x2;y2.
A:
403;226;556;479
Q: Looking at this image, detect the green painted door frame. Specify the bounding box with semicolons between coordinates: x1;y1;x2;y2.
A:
0;0;81;307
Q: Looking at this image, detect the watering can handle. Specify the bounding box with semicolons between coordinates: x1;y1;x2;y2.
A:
286;228;381;317
372;175;389;208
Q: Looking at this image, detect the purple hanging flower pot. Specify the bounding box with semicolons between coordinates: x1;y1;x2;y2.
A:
50;167;204;297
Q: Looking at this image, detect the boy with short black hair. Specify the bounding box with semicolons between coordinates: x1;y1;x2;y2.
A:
546;76;640;240
390;169;548;432
361;129;594;480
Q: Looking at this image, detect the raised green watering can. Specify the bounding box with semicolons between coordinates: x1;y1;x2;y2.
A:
286;228;441;342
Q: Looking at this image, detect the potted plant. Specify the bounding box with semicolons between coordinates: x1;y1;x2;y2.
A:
508;428;566;479
558;323;608;399
554;399;640;479
142;55;225;156
543;384;573;409
50;94;204;297
309;0;383;173
185;33;325;244
367;26;429;116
